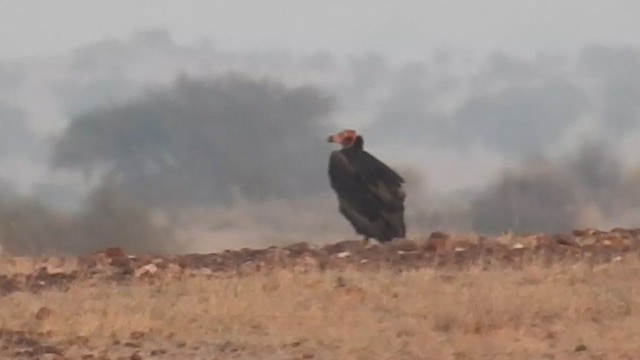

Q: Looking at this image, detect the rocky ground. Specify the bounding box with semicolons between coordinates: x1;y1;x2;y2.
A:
1;228;640;359
3;227;637;294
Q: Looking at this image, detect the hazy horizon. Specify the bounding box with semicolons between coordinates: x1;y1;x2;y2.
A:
1;2;639;254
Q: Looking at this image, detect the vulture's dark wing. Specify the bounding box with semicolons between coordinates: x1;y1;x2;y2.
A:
346;148;406;211
350;151;404;187
350;136;404;187
328;145;406;221
328;150;384;221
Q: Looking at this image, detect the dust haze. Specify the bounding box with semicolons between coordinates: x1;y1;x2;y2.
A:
0;29;639;255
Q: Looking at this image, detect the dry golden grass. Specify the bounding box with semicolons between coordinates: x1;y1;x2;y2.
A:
2;256;640;359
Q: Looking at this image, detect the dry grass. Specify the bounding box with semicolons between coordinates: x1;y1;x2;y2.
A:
2;257;640;359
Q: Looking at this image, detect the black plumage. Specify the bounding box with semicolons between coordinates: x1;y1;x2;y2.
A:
327;129;406;243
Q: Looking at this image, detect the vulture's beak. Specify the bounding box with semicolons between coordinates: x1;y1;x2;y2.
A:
327;135;334;143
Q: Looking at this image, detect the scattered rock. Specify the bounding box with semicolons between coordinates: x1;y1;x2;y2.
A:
285;242;312;255
102;247;126;258
134;264;158;278
424;232;449;252
323;240;365;255
578;237;598;246
35;307;53;321
165;263;183;277
44;265;66;275
109;256;131;269
387;238;419;252
553;235;576;246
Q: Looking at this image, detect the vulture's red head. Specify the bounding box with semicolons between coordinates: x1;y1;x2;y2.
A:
327;129;358;148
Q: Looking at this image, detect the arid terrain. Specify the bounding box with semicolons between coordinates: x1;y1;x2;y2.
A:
1;228;640;359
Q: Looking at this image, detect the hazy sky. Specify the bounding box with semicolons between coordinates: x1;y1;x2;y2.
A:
1;0;639;60
1;0;640;244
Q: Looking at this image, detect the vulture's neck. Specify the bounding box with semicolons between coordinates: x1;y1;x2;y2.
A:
346;135;364;151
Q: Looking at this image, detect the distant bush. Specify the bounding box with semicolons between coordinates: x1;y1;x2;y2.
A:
469;142;640;235
0;178;182;257
0;194;74;255
470;160;579;235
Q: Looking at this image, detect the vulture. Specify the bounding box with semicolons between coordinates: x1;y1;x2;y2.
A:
326;129;406;243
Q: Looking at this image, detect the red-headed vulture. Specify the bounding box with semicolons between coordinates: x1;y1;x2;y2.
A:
327;129;406;243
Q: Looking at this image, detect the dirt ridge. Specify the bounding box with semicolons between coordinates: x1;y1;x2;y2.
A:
0;227;638;297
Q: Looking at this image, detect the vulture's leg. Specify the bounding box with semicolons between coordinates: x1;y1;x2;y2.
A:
363;236;379;249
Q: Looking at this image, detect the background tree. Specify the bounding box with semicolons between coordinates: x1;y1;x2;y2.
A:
52;73;336;211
